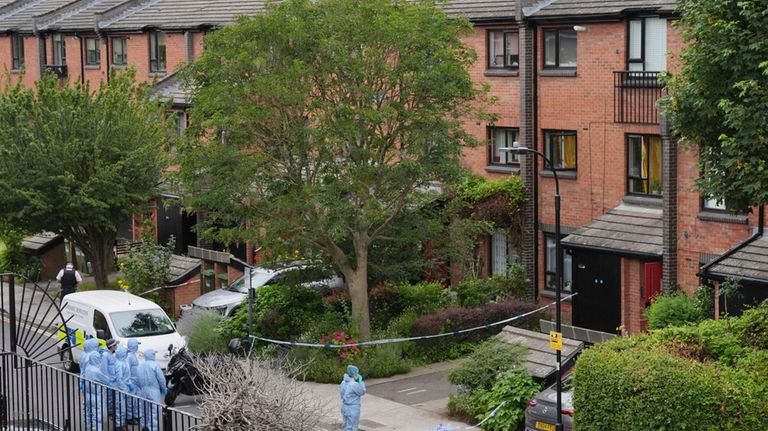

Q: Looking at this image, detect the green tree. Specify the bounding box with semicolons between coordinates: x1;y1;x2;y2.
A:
120;222;175;294
665;0;768;210
0;72;171;288
177;0;489;338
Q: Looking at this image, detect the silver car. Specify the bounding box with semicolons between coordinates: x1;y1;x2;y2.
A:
191;264;344;317
524;375;574;431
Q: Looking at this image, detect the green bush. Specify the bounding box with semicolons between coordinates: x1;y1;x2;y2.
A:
646;292;704;329
396;282;448;316
448;339;527;392
731;300;768;350
694;284;716;319
176;309;229;354
77;280;122;291
451;269;529;308
470;368;540;431
452;278;495;307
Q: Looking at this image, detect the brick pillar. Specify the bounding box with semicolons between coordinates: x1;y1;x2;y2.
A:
661;113;678;292
518;14;537;301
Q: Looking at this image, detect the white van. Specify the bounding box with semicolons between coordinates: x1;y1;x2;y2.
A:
58;290;186;371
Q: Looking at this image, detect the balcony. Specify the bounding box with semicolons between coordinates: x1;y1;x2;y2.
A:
614;71;665;125
44;64;68;77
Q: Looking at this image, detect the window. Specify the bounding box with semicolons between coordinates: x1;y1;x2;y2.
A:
628;17;667;72
85;38;100;66
488;30;519;69
545;234;572;292
111;36;127;66
627;134;662;195
702;196;726;211
544;131;577;171
491;230;519;276
174;111;186;136
149;31;166;73
93;310;112;340
11;34;23;70
53;33;66;65
488;127;519;166
543;29;576;68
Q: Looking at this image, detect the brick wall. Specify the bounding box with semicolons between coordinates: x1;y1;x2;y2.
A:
167;275;201;317
621;257;645;333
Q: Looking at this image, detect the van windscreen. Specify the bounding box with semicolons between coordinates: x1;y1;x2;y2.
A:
110;309;175;337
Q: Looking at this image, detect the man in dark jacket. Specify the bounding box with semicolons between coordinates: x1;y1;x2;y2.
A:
56;262;82;297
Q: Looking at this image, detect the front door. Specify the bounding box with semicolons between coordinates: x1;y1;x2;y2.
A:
571;250;621;333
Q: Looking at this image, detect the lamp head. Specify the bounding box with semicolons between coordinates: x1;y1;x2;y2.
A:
498;142;530;155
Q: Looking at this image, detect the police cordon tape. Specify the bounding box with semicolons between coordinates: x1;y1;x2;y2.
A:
248;292;577;349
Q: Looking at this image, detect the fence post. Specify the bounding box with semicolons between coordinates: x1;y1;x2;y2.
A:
163;405;172;431
8;277;17;354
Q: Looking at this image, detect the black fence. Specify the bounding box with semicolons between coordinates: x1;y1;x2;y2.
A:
613;70;665;125
0;351;199;431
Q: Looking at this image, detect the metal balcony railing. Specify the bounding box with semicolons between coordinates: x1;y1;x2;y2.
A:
614;71;665;125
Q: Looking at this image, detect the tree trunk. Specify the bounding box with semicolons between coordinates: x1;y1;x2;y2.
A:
76;230;116;290
347;264;371;340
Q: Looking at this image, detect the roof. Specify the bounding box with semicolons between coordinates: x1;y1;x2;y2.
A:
33;0;125;32
525;0;677;20
562;203;663;257
96;0;265;31
442;0;517;22
21;232;63;253
167;254;200;285
497;325;582;380
0;0;77;32
704;235;768;284
64;290;162;312
152;72;191;107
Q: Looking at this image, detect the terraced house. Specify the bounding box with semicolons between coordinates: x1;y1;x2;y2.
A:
0;0;764;328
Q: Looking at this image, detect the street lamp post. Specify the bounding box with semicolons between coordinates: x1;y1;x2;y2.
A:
500;144;563;431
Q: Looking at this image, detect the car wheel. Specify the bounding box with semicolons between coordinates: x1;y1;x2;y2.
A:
60;345;78;373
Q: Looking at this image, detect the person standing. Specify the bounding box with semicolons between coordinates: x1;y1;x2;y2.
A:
135;349;167;431
101;339;119;415
113;347;132;430
125;339;140;424
340;364;366;431
81;350;109;431
56;262;82;297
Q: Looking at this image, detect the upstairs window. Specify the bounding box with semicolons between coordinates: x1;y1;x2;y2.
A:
627;134;662;196
111;37;127;66
11;33;23;70
543;29;576;68
149;31;166;73
488;127;519;166
488;30;519;69
628;17;667;72
544;130;577;171
53;33;66;65
85;38;100;66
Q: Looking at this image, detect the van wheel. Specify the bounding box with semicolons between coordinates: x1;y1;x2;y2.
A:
60;345;78;373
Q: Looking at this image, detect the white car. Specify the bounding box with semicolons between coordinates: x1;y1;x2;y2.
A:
192;264;345;317
59;291;186;371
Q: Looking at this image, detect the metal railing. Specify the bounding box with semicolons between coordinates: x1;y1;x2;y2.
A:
613;71;665;124
0;351;200;431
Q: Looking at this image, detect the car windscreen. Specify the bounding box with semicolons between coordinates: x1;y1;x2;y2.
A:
110;309;176;337
226;270;276;293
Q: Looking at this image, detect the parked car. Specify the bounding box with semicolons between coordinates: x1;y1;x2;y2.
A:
524;375;574;431
192;263;345;317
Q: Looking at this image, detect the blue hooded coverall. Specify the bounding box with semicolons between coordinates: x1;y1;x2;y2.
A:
126;339;140;420
113;347;132;427
80;338;100;378
101;342;118;413
81;350;109;431
136;349;167;431
340;365;366;431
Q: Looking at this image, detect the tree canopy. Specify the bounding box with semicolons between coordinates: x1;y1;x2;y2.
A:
0;72;171;288
177;0;489;338
666;0;768;211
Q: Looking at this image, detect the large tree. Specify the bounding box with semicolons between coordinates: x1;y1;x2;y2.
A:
666;0;768;210
0;72;170;288
177;0;488;338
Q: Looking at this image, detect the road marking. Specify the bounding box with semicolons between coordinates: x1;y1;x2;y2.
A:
405;389;427;395
397;387;418;393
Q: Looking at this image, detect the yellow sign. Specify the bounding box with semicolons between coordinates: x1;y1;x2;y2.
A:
549;331;563;351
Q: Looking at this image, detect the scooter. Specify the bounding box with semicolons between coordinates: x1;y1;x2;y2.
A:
164;348;206;406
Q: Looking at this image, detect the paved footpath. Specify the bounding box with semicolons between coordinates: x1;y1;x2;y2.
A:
301;360;477;431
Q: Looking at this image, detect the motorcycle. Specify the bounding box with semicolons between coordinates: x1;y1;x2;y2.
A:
164;348;206;406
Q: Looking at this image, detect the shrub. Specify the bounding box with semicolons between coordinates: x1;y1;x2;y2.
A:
646;292;704;329
452;278;495;307
470;368;540;431
176;309;229;354
731;300;768;350
396;282;448;316
694;284;716;319
408;299;540;363
369;283;405;329
447;339;528;391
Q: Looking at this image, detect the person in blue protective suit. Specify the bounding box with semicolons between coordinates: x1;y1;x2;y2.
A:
135;349;167;431
340;365;366;431
101;339;119;415
81;348;110;431
125;339;140;424
113;347;133;431
80;338;100;378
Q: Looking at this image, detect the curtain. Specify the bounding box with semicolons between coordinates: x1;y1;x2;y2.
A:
562;135;576;169
648;136;662;193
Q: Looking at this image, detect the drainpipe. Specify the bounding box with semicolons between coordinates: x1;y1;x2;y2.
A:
104;34;110;83
759;205;764;236
77;35;85;85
